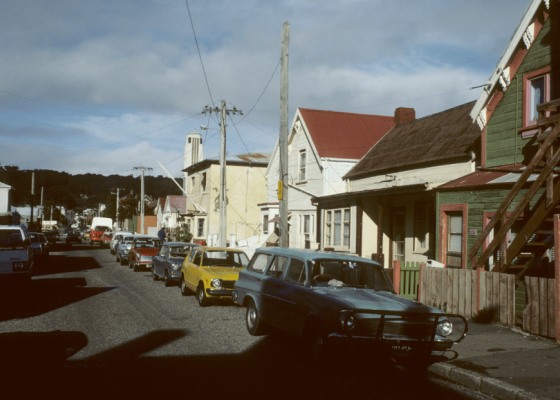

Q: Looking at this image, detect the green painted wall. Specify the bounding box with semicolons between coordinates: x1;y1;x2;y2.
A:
437;187;546;262
485;16;559;167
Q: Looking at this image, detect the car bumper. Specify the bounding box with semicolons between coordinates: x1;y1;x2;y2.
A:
206;288;234;297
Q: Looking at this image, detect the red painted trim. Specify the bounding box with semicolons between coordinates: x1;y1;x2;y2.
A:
393;260;401;295
486;91;504;123
554;214;560;342
439;203;468;269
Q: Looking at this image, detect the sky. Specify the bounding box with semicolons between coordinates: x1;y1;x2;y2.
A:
0;0;533;180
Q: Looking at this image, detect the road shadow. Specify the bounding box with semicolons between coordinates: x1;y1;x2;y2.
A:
1;328;475;400
0;276;117;322
33;255;103;277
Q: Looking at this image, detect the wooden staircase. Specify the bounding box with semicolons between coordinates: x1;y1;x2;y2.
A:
468;98;560;277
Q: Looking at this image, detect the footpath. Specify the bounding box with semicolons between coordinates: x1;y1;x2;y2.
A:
428;322;560;400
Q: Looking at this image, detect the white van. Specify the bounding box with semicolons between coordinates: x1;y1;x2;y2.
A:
0;225;34;281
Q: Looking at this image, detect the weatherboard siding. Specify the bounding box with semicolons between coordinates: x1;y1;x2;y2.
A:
485;16;558;168
437;187;546;264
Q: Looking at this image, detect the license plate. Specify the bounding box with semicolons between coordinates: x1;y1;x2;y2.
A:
392;345;412;352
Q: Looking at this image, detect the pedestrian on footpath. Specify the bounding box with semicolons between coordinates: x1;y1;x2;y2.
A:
158;227;166;246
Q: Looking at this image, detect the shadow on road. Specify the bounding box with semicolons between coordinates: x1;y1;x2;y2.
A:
0;276;117;322
0;328;473;400
33;254;103;277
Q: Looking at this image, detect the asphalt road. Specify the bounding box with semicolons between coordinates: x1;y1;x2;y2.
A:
0;242;491;400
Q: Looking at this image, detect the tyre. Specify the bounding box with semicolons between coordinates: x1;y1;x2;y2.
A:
152;267;159;281
246;300;268;336
133;261;139;272
180;277;189;296
307;323;328;363
116;254;120;263
196;284;210;307
163;270;171;287
120;256;126;266
129;260;133;269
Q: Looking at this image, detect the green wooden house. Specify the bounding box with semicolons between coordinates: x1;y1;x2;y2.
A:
435;0;560;280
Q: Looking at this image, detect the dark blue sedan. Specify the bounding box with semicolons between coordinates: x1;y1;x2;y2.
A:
152;242;200;286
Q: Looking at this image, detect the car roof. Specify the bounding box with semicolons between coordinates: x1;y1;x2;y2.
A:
197;247;247;253
165;242;200;247
254;247;381;265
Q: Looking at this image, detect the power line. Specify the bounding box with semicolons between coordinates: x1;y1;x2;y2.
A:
184;0;214;107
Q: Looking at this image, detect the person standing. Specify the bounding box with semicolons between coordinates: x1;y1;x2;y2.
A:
158;227;166;244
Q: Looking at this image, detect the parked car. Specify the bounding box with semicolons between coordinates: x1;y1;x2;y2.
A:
116;235;136;265
110;231;132;255
0;225;34;281
65;232;81;245
101;232;113;247
37;233;50;256
43;230;59;244
180;247;249;306
152;242;200;286
29;232;46;260
82;231;90;240
233;248;467;363
128;236;160;272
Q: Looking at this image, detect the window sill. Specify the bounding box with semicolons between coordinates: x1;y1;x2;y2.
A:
518;125;539;139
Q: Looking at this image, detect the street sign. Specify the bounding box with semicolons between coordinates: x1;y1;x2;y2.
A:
278;181;283;200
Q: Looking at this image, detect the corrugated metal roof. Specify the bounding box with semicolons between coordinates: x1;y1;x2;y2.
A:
438;164;550;189
167;196;186;213
345;101;479;179
235;153;271;163
299;108;395;160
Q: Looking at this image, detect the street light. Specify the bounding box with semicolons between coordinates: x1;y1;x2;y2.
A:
200;125;218;131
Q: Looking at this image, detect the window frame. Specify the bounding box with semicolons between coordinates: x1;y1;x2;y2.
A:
439;204;468;269
284;258;306;286
262;215;269;234
247;252;272;273
265;255;289;279
197;218;204;238
323;208;351;250
299;149;307;182
522;66;558;135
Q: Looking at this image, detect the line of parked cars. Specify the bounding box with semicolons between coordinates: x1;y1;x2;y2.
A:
103;231;468;364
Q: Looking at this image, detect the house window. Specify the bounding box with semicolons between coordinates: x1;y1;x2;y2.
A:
201;172;206;191
299;150;306;181
187;219;191;235
523;68;559;129
191;177;195;194
302;215;311;241
414;202;434;253
447;213;463;268
393;211;405;262
324;209;350;248
263;215;269;234
197;219;204;237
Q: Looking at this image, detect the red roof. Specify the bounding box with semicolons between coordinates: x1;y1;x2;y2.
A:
158;197;166;210
167;196;186;213
299;108;394;160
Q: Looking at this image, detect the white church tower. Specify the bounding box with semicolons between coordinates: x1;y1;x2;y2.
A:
183;129;204;193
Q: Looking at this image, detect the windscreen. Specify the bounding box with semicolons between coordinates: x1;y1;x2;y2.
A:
170;246;193;257
201;251;249;268
309;259;392;291
136;240;155;248
0;230;24;249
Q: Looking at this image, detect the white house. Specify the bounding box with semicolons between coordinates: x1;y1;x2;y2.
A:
262;107;398;249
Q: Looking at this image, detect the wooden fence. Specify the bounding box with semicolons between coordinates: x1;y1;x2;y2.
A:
523;276;556;337
392;261;421;300
418;266;557;339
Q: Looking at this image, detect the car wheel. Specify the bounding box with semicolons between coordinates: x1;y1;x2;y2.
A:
152;267;159;281
163;270;171;287
246;300;268;336
307;322;328;363
116;254;120;262
133;262;139;272
180;277;189;296
196;284;210;307
110;248;114;255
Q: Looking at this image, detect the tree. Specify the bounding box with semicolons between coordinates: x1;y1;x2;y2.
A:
175;215;193;243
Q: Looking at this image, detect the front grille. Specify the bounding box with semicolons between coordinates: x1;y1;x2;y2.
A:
352;318;434;339
222;280;236;288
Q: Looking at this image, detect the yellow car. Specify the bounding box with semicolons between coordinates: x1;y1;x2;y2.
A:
180;247;249;306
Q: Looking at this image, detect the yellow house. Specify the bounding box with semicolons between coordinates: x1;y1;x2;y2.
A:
182;154;269;246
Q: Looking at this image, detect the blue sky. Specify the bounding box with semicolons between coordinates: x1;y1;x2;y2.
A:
0;0;532;179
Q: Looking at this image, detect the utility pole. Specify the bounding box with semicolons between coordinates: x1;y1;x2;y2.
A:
111;188;123;229
202;101;243;247
30;172;35;229
279;22;290;248
40;186;44;222
133;166;152;235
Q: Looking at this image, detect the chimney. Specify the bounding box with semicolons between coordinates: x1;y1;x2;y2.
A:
394;107;415;125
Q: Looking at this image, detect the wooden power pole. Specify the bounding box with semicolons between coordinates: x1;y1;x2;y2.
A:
279;22;290;248
133;166;152;234
202;101;242;247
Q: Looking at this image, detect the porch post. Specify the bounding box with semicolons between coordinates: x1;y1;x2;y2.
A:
554;214;560;343
393;260;401;295
418;263;424;303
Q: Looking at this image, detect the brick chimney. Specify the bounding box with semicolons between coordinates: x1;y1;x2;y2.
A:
394;107;415;125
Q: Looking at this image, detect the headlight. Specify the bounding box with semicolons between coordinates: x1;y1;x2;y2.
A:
211;278;222;288
437;318;453;337
172;264;180;271
339;311;355;331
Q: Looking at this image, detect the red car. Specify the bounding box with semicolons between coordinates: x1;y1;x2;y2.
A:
128;236;160;272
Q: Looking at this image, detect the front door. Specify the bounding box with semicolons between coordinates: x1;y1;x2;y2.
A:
393;211;405;263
